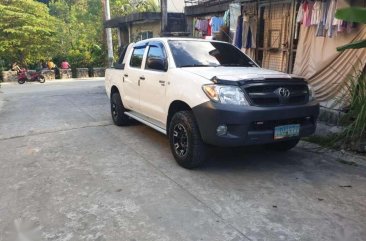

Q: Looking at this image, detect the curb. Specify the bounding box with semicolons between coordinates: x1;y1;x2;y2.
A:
0;77;104;85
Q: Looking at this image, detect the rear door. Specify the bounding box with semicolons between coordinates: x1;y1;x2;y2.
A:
139;41;168;124
122;44;147;112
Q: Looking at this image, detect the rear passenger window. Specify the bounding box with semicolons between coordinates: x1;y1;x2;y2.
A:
130;47;145;68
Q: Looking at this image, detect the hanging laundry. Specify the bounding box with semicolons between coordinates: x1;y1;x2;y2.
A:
246;27;252;49
223;10;230;27
311;0;322;26
194;18;200;31
325;0;337;37
207;19;212;36
229;3;241;32
194;18;209;35
296;2;304;24
242;15;257;49
210;16;224;33
234;15;243;48
303;1;314;27
201;19;209;34
316;0;330;37
193;20;198;37
333;0;348;33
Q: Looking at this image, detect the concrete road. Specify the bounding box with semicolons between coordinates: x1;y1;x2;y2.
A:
0;79;365;241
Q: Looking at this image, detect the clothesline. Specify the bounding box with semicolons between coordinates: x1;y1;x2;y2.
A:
193;14;227;37
296;0;357;38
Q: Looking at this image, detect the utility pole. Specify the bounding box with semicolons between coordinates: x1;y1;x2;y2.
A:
103;0;114;67
161;0;168;36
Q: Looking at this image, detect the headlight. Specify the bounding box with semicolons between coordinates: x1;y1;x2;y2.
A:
202;84;249;106
308;84;316;101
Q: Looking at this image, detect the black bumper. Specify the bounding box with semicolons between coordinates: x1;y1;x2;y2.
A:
192;101;320;146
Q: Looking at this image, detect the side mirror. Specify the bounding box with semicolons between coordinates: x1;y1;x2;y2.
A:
113;62;125;69
146;57;167;71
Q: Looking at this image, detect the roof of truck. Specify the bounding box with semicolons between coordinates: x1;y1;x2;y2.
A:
133;37;226;46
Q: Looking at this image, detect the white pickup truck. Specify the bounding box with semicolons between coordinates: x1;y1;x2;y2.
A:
105;38;319;168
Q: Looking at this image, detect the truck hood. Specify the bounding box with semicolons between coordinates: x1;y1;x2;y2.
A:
180;67;291;81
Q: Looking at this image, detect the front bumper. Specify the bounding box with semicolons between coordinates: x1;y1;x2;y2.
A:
192;101;320;146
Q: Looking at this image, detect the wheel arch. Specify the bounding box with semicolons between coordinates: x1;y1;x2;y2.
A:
166;100;192;135
111;85;119;96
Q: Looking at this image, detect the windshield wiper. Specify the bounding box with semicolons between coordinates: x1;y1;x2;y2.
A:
180;64;216;68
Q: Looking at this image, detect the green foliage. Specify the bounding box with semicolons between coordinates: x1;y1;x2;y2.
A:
339;70;366;146
0;0;60;66
333;7;366;150
112;0;160;16
49;0;106;68
335;7;366;51
337;39;366;51
0;0;160;70
335;7;366;24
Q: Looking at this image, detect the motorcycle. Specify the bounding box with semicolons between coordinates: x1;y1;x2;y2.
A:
17;69;46;84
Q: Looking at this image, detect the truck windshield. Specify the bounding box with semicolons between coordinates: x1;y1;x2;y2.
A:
168;40;257;68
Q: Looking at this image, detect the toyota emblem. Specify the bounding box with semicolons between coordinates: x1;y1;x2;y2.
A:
276;87;291;97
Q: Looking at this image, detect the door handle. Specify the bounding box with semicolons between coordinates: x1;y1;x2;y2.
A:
140;76;145;80
124;74;128;77
159;80;165;86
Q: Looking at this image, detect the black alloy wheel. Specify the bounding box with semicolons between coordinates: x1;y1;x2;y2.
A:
172;123;189;158
169;111;207;169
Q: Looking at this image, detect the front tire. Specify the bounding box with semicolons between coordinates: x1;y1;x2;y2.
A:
111;92;130;126
266;139;300;151
169;111;207;169
18;79;26;84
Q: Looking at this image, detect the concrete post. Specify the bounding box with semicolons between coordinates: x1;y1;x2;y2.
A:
117;27;122;47
104;0;114;67
161;0;168;35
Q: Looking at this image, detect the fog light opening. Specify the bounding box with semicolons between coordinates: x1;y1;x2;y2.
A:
216;125;228;136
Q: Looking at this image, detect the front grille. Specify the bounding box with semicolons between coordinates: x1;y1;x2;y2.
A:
242;80;309;107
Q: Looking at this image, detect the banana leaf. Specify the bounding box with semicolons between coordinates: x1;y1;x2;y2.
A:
335;7;366;51
337;39;366;51
335;7;366;23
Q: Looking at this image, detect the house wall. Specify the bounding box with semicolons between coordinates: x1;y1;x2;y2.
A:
130;21;161;42
168;0;185;12
152;0;184;12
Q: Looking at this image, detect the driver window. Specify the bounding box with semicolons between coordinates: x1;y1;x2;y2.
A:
146;45;166;71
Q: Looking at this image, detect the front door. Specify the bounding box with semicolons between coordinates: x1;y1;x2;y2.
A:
139;42;168;124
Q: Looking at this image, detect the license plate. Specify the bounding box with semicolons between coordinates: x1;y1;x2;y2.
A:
274;124;300;140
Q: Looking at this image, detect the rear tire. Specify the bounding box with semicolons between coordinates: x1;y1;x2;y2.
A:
169;111;207;169
111;92;130;126
38;75;45;83
266;139;300;151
